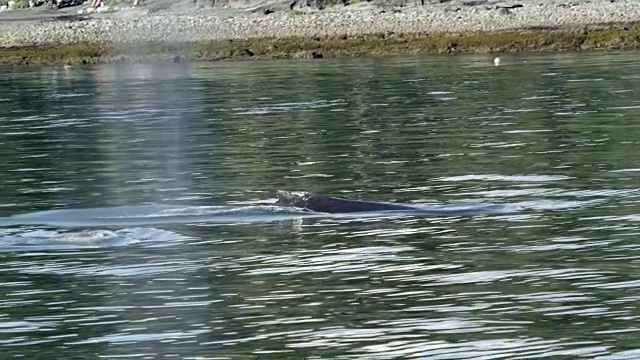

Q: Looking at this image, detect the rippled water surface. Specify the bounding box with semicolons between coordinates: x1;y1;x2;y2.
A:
1;53;640;358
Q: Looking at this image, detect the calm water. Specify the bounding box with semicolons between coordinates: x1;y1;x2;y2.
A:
1;52;640;358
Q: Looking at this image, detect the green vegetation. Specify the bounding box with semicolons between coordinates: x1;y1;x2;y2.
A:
0;0;31;9
0;33;27;45
288;9;309;16
2;24;640;65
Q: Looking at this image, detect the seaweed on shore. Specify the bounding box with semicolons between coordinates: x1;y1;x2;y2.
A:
2;22;640;65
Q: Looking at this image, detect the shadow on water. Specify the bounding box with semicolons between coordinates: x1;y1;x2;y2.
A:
1;52;640;358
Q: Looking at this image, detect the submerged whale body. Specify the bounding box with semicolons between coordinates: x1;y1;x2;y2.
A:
274;190;419;214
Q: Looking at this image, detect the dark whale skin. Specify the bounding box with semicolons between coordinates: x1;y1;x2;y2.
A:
274;190;418;214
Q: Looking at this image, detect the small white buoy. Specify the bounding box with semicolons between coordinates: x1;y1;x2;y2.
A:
494;57;501;66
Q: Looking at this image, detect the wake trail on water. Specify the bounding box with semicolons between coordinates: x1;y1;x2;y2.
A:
0;202;518;229
0;199;591;250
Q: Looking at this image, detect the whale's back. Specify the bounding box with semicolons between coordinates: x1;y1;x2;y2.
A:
274;190;416;214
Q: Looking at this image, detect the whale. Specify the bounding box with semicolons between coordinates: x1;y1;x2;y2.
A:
274;190;419;214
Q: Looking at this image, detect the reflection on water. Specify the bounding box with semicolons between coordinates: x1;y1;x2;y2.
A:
1;52;640;358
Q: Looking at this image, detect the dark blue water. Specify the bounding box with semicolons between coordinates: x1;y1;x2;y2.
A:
1;53;640;358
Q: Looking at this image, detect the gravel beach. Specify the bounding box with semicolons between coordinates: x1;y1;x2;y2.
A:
1;0;640;62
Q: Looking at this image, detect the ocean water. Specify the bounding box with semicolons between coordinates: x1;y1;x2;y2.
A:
1;52;640;358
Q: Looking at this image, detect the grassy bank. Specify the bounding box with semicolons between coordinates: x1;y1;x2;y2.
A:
2;22;640;65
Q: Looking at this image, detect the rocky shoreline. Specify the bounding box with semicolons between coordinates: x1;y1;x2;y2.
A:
2;0;640;64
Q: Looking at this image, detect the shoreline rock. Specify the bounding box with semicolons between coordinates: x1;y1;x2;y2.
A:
2;0;640;63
